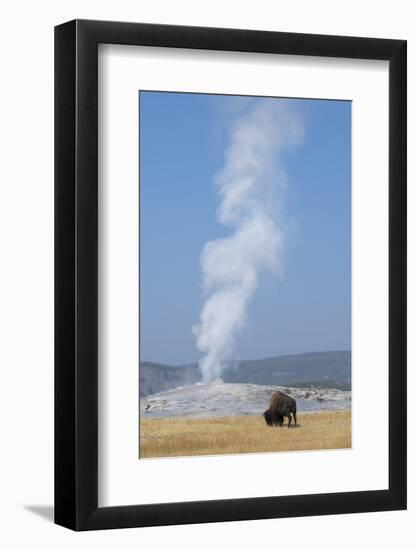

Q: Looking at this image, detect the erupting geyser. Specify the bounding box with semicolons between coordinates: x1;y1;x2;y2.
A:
192;99;304;383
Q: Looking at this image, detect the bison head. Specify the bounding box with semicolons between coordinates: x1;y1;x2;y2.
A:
263;410;274;426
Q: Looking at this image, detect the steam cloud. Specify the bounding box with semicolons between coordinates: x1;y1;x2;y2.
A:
193;99;304;383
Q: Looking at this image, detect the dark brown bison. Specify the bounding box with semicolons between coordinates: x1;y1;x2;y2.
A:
263;391;297;428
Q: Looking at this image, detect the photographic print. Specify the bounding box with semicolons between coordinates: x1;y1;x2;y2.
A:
55;21;406;529
139;91;351;459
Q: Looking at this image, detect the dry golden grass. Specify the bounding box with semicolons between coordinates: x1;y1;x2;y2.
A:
139;410;351;458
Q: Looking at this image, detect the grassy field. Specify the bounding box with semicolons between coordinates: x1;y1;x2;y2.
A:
139;410;351;458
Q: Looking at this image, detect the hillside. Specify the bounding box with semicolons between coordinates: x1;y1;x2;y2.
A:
222;351;351;389
139;361;200;397
140;351;351;397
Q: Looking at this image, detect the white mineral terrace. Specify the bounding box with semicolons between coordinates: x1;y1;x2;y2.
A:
140;380;351;418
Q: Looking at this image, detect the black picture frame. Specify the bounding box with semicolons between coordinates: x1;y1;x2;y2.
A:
55;19;407;531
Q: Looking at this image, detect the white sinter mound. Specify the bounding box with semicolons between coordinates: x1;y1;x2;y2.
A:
141;380;351;419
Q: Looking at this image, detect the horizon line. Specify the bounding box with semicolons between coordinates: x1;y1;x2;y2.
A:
140;349;352;368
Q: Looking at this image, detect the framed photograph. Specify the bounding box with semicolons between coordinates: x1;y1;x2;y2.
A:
55;20;406;530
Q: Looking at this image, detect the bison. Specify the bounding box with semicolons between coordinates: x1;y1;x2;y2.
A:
263;391;297;428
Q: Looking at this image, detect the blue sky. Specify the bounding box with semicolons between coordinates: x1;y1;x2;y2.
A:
140;92;351;365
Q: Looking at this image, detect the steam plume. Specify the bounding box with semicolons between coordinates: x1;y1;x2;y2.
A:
193;99;304;383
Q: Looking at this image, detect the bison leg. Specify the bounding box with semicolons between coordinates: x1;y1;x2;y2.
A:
287;414;292;428
293;411;297;426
